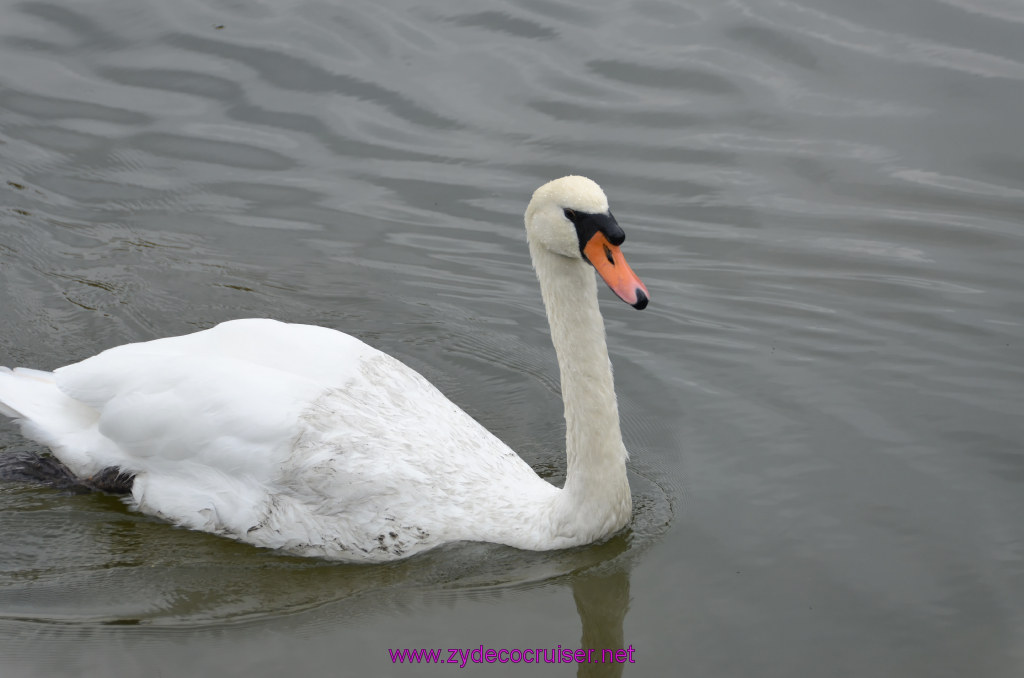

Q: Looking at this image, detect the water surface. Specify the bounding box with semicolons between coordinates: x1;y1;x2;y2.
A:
1;0;1023;675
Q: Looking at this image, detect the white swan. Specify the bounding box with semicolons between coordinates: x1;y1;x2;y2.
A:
0;176;650;562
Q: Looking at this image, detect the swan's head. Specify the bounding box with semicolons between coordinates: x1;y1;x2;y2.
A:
525;176;650;309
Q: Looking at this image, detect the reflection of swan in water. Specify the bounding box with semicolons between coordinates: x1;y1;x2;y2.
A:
574;568;631;678
0;176;650;562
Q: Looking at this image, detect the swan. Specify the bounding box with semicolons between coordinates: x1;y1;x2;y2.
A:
0;176;650;562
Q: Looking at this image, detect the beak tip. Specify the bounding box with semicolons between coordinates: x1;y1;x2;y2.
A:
632;289;649;310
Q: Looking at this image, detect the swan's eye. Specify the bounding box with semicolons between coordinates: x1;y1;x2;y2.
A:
563;208;576;221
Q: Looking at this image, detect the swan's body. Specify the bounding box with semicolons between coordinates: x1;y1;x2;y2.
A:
0;176;649;562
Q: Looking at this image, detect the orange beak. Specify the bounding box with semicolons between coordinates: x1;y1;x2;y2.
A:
582;232;650;309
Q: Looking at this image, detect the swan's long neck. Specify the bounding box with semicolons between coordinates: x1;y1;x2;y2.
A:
529;241;632;542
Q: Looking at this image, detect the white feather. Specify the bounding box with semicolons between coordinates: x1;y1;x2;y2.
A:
0;176;641;562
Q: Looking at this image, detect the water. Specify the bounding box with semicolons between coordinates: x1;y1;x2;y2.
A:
1;0;1022;675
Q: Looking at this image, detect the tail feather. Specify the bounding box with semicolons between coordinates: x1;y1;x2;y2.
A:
0;367;63;420
0;366;98;424
0;367;20;418
0;367;103;478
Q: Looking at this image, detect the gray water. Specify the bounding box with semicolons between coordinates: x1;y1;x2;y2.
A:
1;0;1022;676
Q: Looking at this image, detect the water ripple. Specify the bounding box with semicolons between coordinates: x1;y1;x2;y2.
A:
0;0;1022;673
